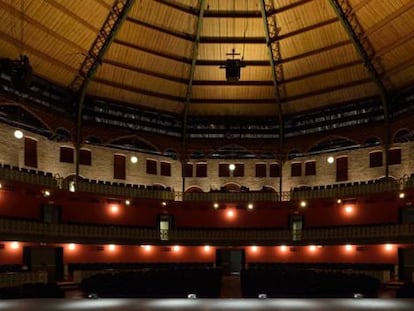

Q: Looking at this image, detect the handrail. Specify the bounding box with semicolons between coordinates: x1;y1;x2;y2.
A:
1;218;413;246
0;165;413;202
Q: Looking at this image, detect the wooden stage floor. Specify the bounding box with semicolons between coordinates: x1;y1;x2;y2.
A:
1;299;414;310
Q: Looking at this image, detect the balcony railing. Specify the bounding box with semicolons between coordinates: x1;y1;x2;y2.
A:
1;218;413;246
0;165;412;202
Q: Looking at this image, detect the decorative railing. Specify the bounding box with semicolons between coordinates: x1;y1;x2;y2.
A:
0;271;47;288
1;218;413;246
0;165;412;202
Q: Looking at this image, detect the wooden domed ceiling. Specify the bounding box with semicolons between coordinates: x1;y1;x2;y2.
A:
0;0;413;118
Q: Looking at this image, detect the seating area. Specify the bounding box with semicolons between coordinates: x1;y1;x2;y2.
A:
0;283;64;299
80;267;222;298
241;266;381;298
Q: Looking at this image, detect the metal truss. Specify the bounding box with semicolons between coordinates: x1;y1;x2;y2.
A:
260;0;285;199
329;0;390;177
70;0;135;92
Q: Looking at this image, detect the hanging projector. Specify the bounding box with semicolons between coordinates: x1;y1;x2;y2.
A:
0;55;32;89
220;49;245;82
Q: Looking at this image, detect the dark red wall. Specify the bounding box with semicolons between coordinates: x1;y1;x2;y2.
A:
1;181;411;228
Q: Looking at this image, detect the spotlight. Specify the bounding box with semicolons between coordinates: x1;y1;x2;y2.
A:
337;199;342;204
130;156;138;164
399;192;405;199
14;129;23;139
300;200;307;208
247;203;254;210
213;203;219;209
229;163;235;171
125;199;130;206
327;156;334;164
88;293;99;299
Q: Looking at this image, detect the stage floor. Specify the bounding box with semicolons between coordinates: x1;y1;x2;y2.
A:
1;299;414;311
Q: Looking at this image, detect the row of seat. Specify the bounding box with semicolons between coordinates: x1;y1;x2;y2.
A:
241;267;380;298
80;268;222;298
0;283;64;299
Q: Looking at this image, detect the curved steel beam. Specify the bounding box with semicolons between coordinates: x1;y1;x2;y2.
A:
259;0;284;200
329;0;391;177
72;0;135;180
181;0;206;192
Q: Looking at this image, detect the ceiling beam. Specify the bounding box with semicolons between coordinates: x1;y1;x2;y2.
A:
190;78;373;104
71;0;135;180
377;29;414;57
363;1;414;38
268;0;314;15
103;59;187;84
44;0;98;32
199;18;338;44
94;77;184;102
329;0;390;177
113;39;193;64
350;0;373;14
154;0;199;16
0;1;87;55
276;18;338;41
126;17;194;42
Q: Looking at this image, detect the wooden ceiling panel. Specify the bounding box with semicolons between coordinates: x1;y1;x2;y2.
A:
129;0;197;35
88;82;183;114
280;22;347;59
117;20;194;58
283;82;378;115
368;14;414;57
353;0;412;30
197;43;268;61
284;65;371;98
106;43;190;79
202;17;264;38
281;43;359;80
277;0;337;35
380;38;414;71
95;63;187;98
191;85;274;100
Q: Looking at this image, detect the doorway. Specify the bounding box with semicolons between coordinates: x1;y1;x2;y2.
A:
23;246;64;283
216;249;245;275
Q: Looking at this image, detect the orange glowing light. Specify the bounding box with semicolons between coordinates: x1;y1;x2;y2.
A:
142;245;152;252
110;205;120;214
384;244;394;252
345;244;353;252
68;243;76;251
309;245;317;252
173;245;180;252
108;244;116;252
251;245;258;252
279;245;288;252
10;241;19;250
226;210;235;218
204;245;211;252
344;205;354;215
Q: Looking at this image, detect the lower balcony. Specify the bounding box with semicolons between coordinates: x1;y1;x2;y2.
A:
0;218;413;246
